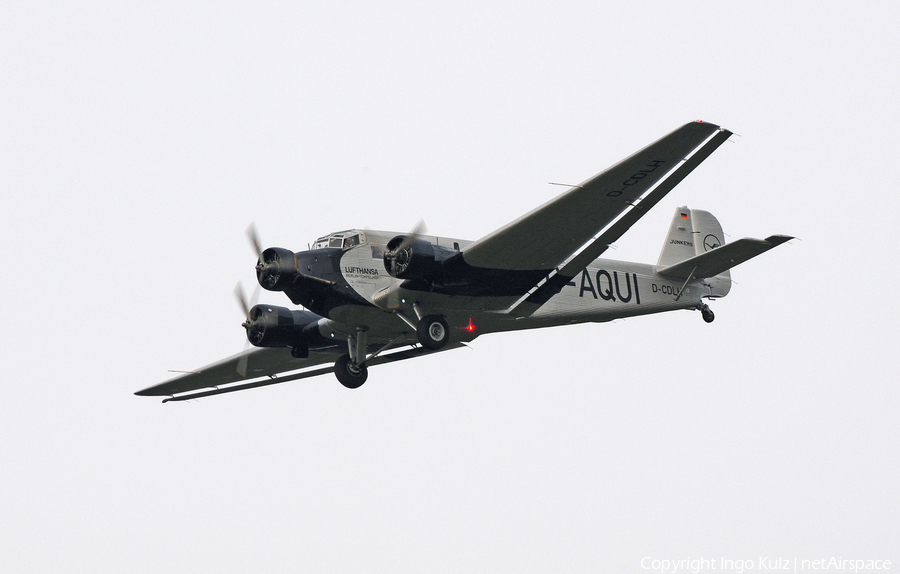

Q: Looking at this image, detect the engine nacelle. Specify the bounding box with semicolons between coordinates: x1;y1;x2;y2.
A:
243;305;321;349
256;247;298;291
383;236;444;281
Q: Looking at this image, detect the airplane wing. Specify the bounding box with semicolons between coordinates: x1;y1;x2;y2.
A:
135;343;464;402
509;127;734;315
461;121;725;272
135;346;343;397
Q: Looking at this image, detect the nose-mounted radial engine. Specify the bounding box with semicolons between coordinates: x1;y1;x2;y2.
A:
235;224;342;363
255;246;302;291
248;223;307;293
247;224;357;313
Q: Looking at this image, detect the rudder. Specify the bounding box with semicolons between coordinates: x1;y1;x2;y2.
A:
658;207;731;297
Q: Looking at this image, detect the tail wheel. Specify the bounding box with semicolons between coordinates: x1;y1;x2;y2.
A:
701;307;715;323
334;354;367;389
417;315;450;350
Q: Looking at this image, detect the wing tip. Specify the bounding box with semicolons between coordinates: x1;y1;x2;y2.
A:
764;234;794;246
691;119;721;130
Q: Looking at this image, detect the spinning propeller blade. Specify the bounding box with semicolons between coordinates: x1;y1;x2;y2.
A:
234;282;252;320
246;222;264;263
234;280;260;377
385;219;427;276
398;219;427;251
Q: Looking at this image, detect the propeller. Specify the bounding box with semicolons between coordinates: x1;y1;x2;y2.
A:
247;222;294;290
247;221;277;283
247;222;264;263
375;220;428;309
234;281;261;377
236;222;266;379
234;281;261;325
385;219;427;276
402;219;427;250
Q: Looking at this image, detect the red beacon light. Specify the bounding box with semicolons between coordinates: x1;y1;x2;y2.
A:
465;318;476;332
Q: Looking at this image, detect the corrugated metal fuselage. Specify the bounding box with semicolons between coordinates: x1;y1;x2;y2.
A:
309;231;716;345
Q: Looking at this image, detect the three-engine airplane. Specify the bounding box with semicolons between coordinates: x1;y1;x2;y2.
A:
136;121;791;402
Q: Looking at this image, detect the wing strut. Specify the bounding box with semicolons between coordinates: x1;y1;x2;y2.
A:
509;127;733;317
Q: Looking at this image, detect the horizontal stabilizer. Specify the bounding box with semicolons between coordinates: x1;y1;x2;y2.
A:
656;234;793;279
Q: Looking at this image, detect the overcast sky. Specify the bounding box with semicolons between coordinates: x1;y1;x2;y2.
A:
1;1;897;572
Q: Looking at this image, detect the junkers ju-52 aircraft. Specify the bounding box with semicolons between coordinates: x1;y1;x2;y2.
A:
136;121;791;402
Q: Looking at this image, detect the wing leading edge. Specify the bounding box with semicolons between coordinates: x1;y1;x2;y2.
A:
461;121;724;272
136;343;466;402
507;127;734;315
156;344;465;402
135;346;343;397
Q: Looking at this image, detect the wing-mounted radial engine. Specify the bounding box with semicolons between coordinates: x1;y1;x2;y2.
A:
235;280;330;359
382;232;548;299
382;235;457;282
242;304;327;359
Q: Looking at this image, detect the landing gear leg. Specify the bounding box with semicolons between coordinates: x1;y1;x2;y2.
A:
700;303;715;323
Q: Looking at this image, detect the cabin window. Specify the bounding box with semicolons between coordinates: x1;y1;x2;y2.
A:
342;234;360;249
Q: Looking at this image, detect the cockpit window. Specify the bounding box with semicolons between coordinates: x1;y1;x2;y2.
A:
313;231;365;250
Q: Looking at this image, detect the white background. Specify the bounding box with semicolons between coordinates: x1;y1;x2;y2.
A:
1;1;897;572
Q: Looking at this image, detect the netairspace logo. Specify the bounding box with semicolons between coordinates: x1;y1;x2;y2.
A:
639;557;893;574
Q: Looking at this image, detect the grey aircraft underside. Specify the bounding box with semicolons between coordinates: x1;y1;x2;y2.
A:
136;120;791;402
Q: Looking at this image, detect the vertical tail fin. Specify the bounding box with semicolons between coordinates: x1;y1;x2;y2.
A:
657;207;731;297
657;207;697;267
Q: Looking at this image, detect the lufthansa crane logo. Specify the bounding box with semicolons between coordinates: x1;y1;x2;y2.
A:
703;234;721;252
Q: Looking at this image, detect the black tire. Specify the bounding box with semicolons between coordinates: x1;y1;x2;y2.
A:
417;315;450;350
334;354;367;389
702;308;715;323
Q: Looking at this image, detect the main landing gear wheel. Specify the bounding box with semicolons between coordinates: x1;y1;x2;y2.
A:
701;305;715;323
334;354;367;389
417;314;450;351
